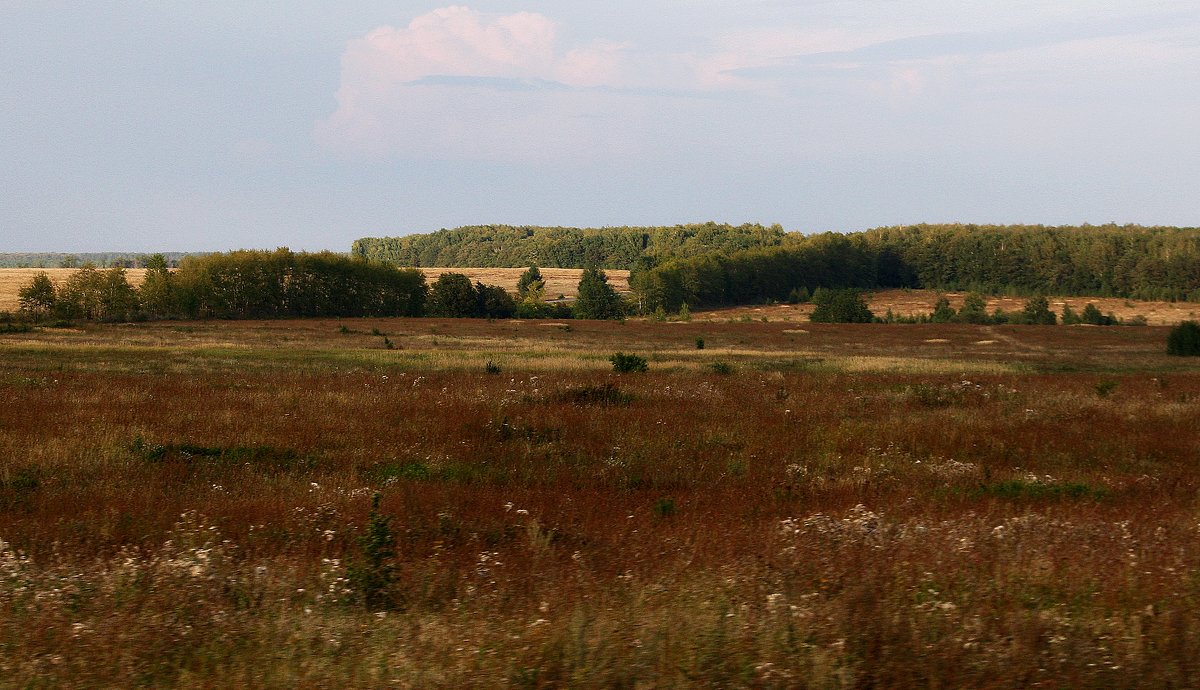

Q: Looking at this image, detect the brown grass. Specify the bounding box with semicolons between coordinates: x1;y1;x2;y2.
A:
3;317;1200;686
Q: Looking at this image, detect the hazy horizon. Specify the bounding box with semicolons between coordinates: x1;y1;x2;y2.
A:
3;2;1198;253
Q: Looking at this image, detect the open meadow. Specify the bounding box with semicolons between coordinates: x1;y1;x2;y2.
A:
2;317;1200;686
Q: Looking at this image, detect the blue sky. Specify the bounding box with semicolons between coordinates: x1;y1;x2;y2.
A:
2;1;1197;252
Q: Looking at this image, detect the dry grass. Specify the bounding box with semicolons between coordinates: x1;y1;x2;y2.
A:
691;289;1200;326
3;318;1200;686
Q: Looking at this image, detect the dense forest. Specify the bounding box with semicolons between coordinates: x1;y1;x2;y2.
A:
632;224;1200;311
859;224;1200;301
351;223;787;268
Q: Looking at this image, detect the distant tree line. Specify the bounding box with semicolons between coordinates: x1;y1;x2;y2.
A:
633;224;1200;311
352;222;787;269
0;252;204;269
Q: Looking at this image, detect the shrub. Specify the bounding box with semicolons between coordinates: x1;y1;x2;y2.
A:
485;360;501;374
348;493;400;611
1167;321;1200;356
958;293;990;324
1080;303;1116;326
610;352;648;373
1017;296;1057;325
695;337;705;350
708;362;734;375
809;289;874;323
930;296;956;323
653;497;676;519
1061;303;1081;325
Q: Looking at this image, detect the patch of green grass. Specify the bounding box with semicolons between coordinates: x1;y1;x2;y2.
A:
131;437;309;469
971;480;1110;501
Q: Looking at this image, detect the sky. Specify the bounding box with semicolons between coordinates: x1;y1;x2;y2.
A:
1;1;1198;253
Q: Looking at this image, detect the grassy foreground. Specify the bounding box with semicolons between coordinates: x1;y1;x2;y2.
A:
2;318;1199;687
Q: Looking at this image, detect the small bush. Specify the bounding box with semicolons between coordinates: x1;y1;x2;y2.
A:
348;493;401;611
653;497;676;519
695;337;705;350
556;383;633;406
809;289;874;323
610;352;648;373
1167;321;1200;356
1095;380;1117;398
485;360;501;374
708;362;734;375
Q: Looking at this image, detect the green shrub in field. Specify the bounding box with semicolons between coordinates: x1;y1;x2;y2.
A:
809;289;874;323
610;352;648;373
348;493;401;611
1016;296;1057;325
1167;321;1200;356
1081;303;1117;326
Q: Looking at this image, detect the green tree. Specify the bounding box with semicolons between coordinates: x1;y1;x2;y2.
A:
930;296;956;323
476;282;516;318
1019;296;1057;325
516;265;544;299
138;254;176;318
1061;303;1082;325
958;292;989;324
17;272;56;322
98;267;139;321
1080;303;1116;326
809;289;874;323
575;267;624;319
1167;321;1200;356
427;273;479;317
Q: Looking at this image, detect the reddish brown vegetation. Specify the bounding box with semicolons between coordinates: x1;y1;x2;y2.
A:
1;318;1199;686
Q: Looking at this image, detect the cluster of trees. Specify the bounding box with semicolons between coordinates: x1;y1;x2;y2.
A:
352;222;786;269
13;253;626;324
632;224;1200;312
808;288;1126;326
426;273;516;318
16;250;428;322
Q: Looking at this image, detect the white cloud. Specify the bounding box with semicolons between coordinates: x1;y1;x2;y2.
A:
315;6;631;159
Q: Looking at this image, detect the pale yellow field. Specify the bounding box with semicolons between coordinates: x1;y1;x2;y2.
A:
691;289;1200;326
0;267;630;312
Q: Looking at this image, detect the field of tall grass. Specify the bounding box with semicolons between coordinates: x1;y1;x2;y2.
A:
2;317;1199;686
